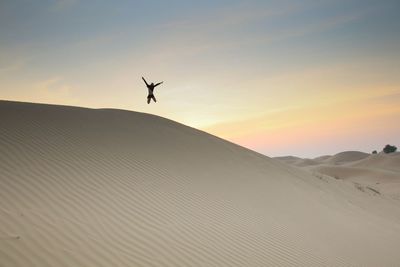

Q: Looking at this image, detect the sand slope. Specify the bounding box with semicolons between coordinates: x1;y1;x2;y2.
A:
2;100;400;267
349;152;400;172
276;151;400;202
317;151;370;165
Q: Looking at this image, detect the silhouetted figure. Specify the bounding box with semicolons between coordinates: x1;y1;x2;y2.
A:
142;77;163;104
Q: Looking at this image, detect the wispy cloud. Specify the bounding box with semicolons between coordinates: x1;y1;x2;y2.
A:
50;0;78;12
0;61;24;73
145;1;372;68
161;1;311;31
30;77;79;105
0;52;30;74
259;7;372;44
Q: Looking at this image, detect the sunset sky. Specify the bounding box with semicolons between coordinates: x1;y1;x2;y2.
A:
1;0;399;157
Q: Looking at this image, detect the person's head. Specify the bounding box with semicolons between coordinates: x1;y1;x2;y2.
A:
150;83;154;86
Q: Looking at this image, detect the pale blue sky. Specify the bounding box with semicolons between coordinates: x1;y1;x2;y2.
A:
1;0;399;157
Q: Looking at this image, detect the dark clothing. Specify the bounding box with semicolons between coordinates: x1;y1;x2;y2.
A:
147;94;156;104
142;77;162;104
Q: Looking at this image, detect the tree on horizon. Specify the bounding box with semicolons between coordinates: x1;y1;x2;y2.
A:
383;144;397;154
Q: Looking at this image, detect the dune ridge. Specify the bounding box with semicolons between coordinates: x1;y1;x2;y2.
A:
1;100;400;266
316;151;370;165
276;151;400;201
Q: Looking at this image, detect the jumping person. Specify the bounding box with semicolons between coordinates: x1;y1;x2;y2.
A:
142;77;163;104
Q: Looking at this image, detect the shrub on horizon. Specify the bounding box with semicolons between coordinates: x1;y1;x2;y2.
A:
383;144;397;154
372;150;377;154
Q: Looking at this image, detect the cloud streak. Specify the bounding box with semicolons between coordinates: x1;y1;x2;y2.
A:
50;0;78;12
0;61;23;73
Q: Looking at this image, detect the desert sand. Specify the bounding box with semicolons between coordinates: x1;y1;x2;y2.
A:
276;151;400;201
1;100;400;266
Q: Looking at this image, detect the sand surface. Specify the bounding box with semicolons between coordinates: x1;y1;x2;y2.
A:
2;100;400;266
276;151;400;201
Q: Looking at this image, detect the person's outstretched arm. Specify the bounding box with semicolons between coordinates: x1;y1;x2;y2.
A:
154;81;163;87
142;77;149;86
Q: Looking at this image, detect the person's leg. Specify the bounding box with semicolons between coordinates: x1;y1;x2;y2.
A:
152;95;157;103
147;96;151;104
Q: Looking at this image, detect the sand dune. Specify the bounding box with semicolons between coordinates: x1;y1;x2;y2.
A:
273;156;302;165
319;151;370;165
276;151;400;202
2;101;400;266
308;165;400;199
348;152;400;172
313;155;331;162
292;158;320;167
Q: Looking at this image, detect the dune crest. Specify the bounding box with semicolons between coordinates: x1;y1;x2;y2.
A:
1;100;400;267
276;151;400;201
320;151;370;165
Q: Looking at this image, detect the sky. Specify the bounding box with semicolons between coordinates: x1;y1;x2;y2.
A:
1;0;399;158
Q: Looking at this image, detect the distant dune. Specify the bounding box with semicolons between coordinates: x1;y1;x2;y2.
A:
313;155;331;162
349;152;400;172
313;151;370;165
273;156;302;165
2;101;400;267
275;151;400;201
